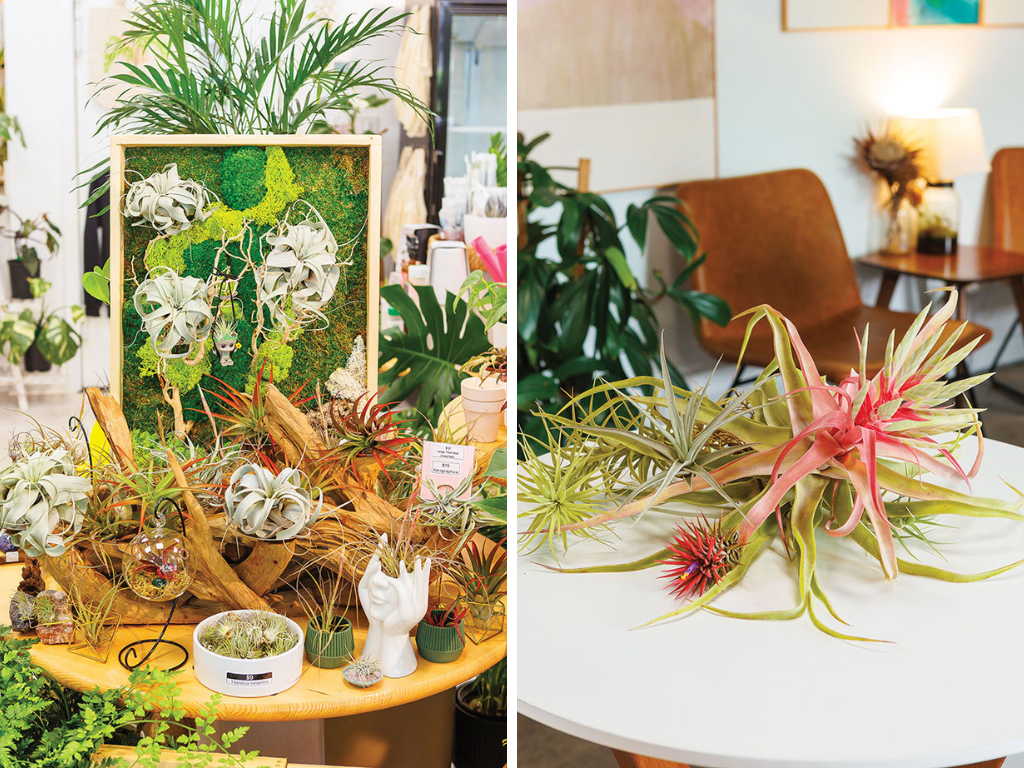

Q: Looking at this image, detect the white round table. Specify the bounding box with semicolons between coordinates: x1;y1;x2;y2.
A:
518;439;1024;768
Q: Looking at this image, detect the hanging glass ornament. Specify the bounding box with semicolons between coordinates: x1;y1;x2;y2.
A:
122;505;194;602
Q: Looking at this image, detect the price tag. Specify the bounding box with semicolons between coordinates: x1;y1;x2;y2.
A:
421;441;475;500
5;551;20;564
226;671;273;687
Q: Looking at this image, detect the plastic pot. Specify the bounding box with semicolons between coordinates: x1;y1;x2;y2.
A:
416;609;465;664
193;610;304;697
452;684;506;768
304;616;353;669
460;377;506;443
23;341;50;373
8;260;31;300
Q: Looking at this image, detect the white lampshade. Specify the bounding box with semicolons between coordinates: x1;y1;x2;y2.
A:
893;108;990;182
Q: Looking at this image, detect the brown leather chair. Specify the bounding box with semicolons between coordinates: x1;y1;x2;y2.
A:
992;148;1024;252
677;169;991;383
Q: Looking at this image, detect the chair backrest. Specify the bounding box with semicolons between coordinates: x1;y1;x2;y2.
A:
992;148;1024;252
675;169;862;343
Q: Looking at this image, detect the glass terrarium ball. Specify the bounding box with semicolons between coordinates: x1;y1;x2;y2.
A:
122;526;194;602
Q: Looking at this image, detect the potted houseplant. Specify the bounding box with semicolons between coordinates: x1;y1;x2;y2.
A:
456;538;507;644
297;563;355;669
453;658;506;768
460;347;507;443
0;208;59;300
193;610;304;697
19;303;83;372
460;270;507;349
416;603;467;664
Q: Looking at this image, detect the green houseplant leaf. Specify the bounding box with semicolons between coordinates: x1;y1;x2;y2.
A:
35;314;81;366
379;284;490;426
0;311;36;365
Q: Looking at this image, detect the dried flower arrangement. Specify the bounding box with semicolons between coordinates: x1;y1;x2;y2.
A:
521;290;1019;640
854;124;923;253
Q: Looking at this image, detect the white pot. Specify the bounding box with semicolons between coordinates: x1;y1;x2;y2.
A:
461;377;507;443
488;322;507;349
192;611;304;697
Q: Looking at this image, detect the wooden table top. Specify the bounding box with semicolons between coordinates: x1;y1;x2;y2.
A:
1;563;506;722
858;245;1024;283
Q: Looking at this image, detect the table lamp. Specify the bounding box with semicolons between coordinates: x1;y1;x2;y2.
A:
895;108;990;255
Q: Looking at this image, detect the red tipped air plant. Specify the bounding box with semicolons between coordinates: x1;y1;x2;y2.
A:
661;517;741;599
329;389;419;484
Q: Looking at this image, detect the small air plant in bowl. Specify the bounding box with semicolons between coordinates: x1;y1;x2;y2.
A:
193;610;304;697
343;657;383;689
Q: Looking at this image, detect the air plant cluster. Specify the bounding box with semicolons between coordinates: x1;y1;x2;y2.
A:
520;290;1022;640
198;610;298;660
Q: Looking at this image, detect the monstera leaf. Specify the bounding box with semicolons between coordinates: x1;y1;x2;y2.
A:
379;285;490;425
36;314;82;366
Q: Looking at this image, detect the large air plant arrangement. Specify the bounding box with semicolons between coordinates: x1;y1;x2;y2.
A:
0;448;90;557
521;290;1024;640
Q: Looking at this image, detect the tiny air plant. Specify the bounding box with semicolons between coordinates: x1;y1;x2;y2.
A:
0;448;90;557
259;211;343;335
199;611;298;660
329;389;419;486
225;463;323;541
212;316;239;367
459;347;507;383
343;657;383;688
133;267;214;360
123;164;212;235
536;289;1024;640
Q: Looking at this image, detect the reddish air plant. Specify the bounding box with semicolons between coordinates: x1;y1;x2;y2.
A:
661;517;741;599
329;389;419;483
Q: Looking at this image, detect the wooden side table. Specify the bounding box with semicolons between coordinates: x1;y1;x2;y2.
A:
860;245;1024;370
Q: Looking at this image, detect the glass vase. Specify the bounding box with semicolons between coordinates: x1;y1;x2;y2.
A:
879;198;914;255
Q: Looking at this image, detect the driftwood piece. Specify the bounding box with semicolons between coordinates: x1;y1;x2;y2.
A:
86;387;137;473
165;450;269;611
235;542;295;595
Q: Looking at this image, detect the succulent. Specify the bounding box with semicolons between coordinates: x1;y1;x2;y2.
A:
0;448;89;557
259;218;341;328
326;335;367;401
123;164;212;235
224;464;322;541
134;268;214;359
198;610;298;659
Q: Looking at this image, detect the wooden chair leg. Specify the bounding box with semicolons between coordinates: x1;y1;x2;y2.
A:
612;749;689;768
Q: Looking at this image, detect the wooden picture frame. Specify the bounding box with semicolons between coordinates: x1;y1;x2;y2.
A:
783;0;1022;30
109;134;381;436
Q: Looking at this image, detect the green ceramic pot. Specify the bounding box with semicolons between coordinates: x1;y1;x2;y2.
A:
416;610;466;664
304;617;353;668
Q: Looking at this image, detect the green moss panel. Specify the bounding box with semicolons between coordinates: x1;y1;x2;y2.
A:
120;144;371;437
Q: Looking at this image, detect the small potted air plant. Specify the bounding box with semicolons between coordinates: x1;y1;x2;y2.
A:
456;538;507;645
33;589;74;645
343;657;383;689
212;316;239;367
193;610;303;697
416;603;467;664
459;347;507;443
297;563;355;669
329;390;418;490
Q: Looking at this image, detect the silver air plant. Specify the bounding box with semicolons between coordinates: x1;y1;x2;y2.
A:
0;448;89;557
259;214;343;331
198;611;298;660
134;267;214;359
225;464;323;541
123;164;212;235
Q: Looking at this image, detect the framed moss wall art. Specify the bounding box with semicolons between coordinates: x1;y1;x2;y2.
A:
109;135;380;438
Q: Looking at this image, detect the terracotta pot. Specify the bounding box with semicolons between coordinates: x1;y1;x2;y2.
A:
460;377;506;443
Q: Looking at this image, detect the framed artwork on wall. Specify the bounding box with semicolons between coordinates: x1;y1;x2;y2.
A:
109;134;381;438
784;0;1023;30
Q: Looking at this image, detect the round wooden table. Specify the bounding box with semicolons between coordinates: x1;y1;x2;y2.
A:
519;438;1024;768
0;564;506;722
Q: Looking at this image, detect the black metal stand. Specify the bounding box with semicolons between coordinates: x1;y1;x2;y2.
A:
117;498;191;673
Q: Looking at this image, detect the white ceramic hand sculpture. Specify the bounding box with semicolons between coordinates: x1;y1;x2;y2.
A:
357;536;431;679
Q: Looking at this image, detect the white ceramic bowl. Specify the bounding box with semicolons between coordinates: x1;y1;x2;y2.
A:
192;610;304;698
